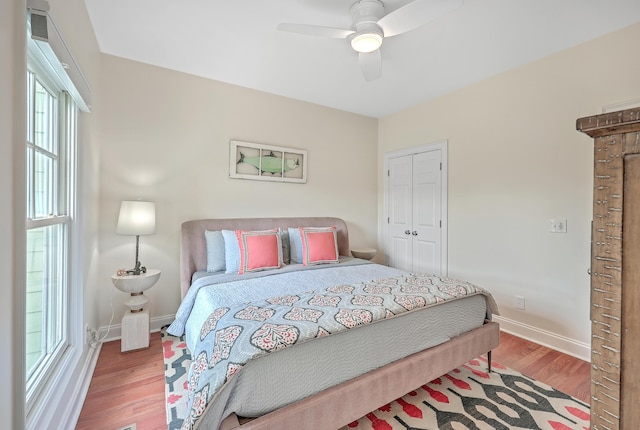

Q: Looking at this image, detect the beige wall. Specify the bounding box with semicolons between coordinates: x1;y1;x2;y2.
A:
97;55;379;324
378;22;640;355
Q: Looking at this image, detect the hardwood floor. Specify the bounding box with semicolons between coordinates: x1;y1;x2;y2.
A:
76;333;166;430
76;330;590;430
492;332;591;403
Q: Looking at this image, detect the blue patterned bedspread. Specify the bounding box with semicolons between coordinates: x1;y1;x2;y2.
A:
179;272;498;429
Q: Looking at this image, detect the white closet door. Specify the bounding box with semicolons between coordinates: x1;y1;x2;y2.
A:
386;147;443;274
412;150;442;274
388;155;413;272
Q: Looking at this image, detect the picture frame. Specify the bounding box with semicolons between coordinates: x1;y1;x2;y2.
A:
229;140;307;183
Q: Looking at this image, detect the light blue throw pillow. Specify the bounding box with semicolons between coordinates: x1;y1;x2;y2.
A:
287;227;303;264
222;230;241;274
204;230;225;272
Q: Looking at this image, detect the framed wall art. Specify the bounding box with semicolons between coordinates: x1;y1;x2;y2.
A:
229;140;307;183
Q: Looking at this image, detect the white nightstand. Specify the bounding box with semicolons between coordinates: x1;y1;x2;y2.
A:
111;269;161;352
351;247;377;260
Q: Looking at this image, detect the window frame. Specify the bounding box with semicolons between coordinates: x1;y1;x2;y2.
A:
24;58;78;414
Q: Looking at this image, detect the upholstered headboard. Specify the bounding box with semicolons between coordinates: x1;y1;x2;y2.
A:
180;217;350;298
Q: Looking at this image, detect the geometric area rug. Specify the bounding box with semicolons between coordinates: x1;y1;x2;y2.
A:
161;327;590;430
162;327;190;430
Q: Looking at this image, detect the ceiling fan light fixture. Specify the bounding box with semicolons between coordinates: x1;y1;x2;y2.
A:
351;31;382;53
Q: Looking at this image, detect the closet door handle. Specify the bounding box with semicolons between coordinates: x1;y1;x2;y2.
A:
404;230;411;235
412;231;418;236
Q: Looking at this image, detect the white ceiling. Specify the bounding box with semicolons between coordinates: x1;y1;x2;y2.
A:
84;0;640;118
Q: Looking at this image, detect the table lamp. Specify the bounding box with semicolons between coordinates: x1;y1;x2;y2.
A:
116;200;156;275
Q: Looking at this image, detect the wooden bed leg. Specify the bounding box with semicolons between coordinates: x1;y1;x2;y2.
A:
487;350;492;372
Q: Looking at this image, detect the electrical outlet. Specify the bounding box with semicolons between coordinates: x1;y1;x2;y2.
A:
550;218;567;233
515;295;526;310
85;324;99;346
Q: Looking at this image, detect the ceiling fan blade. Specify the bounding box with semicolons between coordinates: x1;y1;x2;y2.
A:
378;0;463;37
359;50;382;82
277;23;354;39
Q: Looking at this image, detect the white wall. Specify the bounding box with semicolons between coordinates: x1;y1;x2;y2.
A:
378;22;640;359
96;54;379;329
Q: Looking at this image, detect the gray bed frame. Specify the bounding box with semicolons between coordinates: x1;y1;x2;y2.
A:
180;217;500;430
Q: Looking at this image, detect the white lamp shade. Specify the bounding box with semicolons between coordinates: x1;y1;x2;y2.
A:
116;201;156;236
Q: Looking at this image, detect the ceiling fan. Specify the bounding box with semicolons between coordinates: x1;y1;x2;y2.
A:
277;0;463;81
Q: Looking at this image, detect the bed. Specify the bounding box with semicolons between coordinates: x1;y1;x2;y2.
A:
168;216;500;430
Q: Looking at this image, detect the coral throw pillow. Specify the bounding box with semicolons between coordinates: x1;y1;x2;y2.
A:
299;227;339;266
235;229;283;274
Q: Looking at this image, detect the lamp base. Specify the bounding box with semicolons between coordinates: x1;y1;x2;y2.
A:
126;260;147;275
125;292;149;312
121;309;150;352
125;235;147;275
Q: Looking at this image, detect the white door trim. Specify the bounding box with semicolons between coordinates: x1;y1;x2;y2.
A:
383;140;448;275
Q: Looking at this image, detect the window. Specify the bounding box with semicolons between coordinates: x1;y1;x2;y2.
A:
24;64;77;407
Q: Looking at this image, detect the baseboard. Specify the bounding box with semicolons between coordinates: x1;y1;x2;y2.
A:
27;343;102;430
493;315;591;362
97;313;175;343
61;343;102;429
